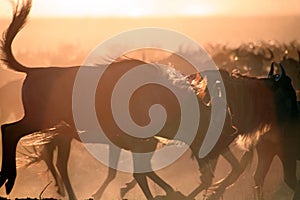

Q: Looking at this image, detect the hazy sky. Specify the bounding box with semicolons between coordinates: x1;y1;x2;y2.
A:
0;0;299;18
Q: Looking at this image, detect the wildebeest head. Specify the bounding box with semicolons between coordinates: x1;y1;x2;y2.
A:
268;62;298;122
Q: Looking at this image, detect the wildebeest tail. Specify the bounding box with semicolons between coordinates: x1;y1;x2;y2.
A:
1;0;32;73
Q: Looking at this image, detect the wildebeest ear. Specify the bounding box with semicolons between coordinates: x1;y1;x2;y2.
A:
268;62;275;77
298;50;300;62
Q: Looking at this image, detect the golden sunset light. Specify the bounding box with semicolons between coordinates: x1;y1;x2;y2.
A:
0;0;299;17
0;0;300;199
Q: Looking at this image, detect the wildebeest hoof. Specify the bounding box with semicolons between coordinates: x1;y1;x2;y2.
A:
0;172;7;188
5;178;15;194
57;188;66;197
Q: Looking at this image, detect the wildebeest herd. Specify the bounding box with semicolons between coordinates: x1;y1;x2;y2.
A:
0;0;300;200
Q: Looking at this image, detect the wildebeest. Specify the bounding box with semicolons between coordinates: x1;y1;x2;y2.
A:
178;62;298;199
220;58;299;200
0;1;244;199
120;61;299;200
1;1;297;200
17;65;297;200
250;62;299;200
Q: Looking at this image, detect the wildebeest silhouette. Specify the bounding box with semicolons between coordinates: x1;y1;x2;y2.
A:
250;62;299;200
0;1;240;199
206;62;299;200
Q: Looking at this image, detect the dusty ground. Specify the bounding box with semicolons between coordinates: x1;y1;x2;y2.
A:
0;140;298;200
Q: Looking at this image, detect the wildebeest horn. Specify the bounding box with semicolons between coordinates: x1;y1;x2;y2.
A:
268;62;275;77
279;63;286;77
276;63;286;81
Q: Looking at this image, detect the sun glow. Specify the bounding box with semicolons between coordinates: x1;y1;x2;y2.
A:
31;0;220;17
0;0;299;18
0;0;220;18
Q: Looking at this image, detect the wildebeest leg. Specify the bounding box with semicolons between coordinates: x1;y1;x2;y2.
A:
120;179;137;198
133;172;153;199
55;136;77;200
211;147;240;186
208;147;240;199
133;170;174;200
208;147;254;200
146;172;174;194
132;151;154;200
132;150;174;200
200;158;218;187
277;147;297;192
253;140;276;200
93;145;121;200
41;142;65;196
120;151;224;199
293;179;300;200
0;118;42;194
188;155;218;199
